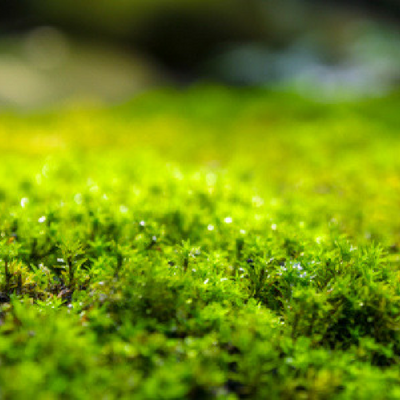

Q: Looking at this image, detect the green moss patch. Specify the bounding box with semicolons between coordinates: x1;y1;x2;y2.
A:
0;87;400;399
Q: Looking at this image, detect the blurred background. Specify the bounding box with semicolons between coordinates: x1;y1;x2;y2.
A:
0;0;399;109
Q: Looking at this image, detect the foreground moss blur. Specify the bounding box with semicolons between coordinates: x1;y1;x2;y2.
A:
0;87;400;399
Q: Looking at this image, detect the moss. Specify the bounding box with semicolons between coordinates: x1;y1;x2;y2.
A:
0;87;400;398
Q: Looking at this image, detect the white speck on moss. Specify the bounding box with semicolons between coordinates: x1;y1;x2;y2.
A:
119;205;128;213
21;197;29;208
74;193;83;205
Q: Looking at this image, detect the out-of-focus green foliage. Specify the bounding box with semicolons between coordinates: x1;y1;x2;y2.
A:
29;0;237;36
0;87;400;399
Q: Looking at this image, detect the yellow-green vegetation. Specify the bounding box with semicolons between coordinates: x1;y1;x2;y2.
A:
0;87;400;399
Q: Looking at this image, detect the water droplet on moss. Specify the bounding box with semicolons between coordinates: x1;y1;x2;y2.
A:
20;197;29;208
74;193;83;205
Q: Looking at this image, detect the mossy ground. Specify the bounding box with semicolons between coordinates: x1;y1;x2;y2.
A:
0;87;400;399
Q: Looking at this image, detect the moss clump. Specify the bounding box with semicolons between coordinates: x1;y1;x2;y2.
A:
0;87;400;399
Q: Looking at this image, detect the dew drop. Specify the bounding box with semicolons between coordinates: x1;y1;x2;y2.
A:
21;197;29;208
74;193;83;205
119;205;128;213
